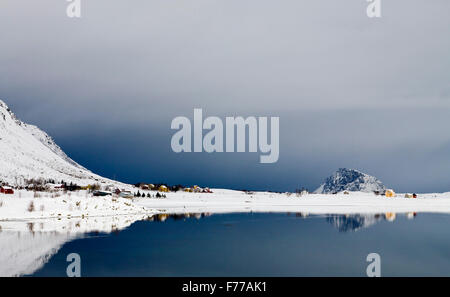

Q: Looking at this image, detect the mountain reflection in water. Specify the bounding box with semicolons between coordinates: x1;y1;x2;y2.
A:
326;212;417;232
0;211;419;276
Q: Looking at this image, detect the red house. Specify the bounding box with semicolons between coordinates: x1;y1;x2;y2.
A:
0;186;14;194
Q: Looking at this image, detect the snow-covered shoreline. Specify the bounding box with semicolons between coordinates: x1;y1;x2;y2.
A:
134;189;450;215
3;189;450;228
0;189;151;222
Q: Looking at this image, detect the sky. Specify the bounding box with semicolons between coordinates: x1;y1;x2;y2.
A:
1;0;450;192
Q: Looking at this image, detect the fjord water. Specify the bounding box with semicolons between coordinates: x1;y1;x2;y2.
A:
28;212;450;277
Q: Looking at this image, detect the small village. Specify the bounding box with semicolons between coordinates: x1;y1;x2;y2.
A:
0;178;420;200
0;178;215;199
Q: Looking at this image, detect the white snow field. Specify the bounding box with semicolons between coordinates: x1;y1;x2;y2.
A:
3;189;450;223
133;189;450;215
0;189;150;221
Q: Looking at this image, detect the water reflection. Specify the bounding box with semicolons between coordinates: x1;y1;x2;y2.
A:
144;211;419;233
149;212;213;222
326;212;417;232
0;231;78;277
0;213;151;277
0;211;419;276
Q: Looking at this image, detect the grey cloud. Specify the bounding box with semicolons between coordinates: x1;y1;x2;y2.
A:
1;0;450;191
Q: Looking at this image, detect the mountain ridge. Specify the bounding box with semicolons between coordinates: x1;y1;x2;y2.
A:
0;99;116;186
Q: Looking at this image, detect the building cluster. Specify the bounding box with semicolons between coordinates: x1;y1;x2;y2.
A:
135;183;213;194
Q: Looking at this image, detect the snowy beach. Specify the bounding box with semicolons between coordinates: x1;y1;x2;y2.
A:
2;189;450;225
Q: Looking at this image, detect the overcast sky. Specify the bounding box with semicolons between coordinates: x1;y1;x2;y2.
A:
1;0;450;192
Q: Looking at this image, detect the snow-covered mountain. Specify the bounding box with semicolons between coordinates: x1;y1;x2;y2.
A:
315;168;386;194
0;99;115;186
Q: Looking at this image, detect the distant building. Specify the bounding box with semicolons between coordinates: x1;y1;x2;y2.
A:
158;185;169;192
385;189;396;198
0;186;14;194
203;187;213;193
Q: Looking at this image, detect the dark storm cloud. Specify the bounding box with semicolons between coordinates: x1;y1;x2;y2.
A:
1;0;450;191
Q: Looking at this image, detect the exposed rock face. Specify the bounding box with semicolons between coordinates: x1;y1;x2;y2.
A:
315;168;386;194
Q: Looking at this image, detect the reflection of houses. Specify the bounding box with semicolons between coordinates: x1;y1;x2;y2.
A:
406;212;417;219
158;214;168;222
153;212;212;222
385;212;396;222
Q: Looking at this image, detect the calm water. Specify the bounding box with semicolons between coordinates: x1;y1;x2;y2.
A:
25;212;450;276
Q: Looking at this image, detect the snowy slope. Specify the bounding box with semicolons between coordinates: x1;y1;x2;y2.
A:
314;168;386;194
0;99;115;186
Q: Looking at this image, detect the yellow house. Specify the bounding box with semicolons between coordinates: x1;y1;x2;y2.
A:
158;185;169;192
192;185;202;193
385;189;396;198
